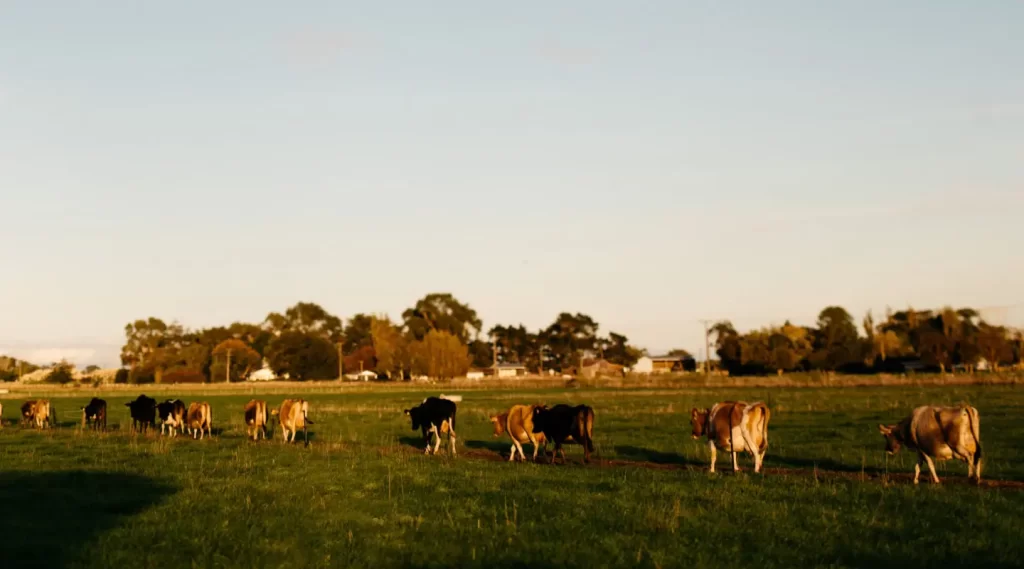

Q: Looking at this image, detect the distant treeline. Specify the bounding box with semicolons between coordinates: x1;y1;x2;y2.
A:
114;294;647;383
712;306;1022;376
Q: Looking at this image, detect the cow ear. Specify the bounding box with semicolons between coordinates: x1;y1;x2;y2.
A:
403;409;410;415
878;424;890;435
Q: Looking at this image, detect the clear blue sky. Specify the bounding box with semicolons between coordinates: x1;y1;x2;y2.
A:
2;1;1022;368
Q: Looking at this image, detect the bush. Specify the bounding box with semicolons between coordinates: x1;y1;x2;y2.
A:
162;368;207;384
45;364;75;385
114;369;130;384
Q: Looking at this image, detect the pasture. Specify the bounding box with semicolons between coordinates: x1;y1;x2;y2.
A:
2;384;1023;568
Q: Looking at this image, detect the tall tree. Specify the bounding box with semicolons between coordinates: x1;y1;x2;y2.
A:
265;331;338;381
602;332;641;367
402;293;482;343
343;313;375;354
121;318;186;383
371;316;411;379
540;312;598;371
711;321;742;373
264;302;343;341
211;339;262;382
977;323;1013;371
411;330;471;380
809;306;861;371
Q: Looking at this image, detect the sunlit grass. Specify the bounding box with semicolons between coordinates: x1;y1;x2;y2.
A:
1;385;1023;568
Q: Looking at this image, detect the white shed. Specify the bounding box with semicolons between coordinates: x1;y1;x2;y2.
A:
632;356;654;374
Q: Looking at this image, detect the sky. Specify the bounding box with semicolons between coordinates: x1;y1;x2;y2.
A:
1;1;1022;368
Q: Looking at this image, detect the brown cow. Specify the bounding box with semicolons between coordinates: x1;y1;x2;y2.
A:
690;401;770;473
490;404;549;462
277;399;313;445
187;402;212;440
878;404;982;484
531;404;595;464
22;399;53;429
244;399;269;441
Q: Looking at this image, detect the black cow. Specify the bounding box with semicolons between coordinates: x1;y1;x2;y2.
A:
532;404;596;464
156;399;187;436
81;398;107;431
404;397;458;456
125;395;157;433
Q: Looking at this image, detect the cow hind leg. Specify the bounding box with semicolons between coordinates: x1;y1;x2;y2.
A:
708;442;718;473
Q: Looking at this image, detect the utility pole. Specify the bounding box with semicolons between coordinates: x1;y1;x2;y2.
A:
225;349;232;383
342;339;350;380
698;319;713;378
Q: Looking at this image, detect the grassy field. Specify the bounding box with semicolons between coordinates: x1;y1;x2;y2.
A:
2;384;1023;568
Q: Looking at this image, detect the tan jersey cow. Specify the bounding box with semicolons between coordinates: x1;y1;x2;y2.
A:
690;401;770;473
277;399;313;445
22;399;53;429
187;402;212;440
244;399;269;441
490;404;553;462
879;404;982;484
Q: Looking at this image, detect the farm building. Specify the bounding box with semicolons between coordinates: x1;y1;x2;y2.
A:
247;360;279;381
580;358;624;378
632;355;696;374
465;369;487;380
492;363;527;378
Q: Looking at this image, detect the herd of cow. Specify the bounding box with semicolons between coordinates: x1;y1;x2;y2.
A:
7;396;315;445
2;395;986;485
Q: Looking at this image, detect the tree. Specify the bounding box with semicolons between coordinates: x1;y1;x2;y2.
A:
264;302;342;341
810;306;861;371
977;323;1013;371
540;312;598;371
265;331;338;381
489;324;540;368
343;313;375;354
45;360;76;384
711;321;742;374
402;293;482;343
120;318;187;383
411;330;471;380
212;339;262;382
666;349;692;358
602;332;641;367
343;345;377;374
468;339;494;369
83;365;101;374
371;316;410;379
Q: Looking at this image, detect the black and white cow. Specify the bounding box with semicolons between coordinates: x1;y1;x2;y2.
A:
404;396;458;456
81;398;107;431
156;399;187;437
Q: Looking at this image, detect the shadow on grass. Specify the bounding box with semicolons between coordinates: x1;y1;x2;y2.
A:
768;455;885;475
0;470;175;568
614;445;689;466
464;439;512;454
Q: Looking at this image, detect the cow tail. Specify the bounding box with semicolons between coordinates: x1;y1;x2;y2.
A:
966;406;982;479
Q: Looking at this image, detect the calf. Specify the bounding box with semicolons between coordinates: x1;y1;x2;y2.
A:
879;404;982;484
405;397;457;456
531;404;595;464
156;399;187;437
690;401;771;473
490;404;549;462
187;402;212;440
125;395;158;434
277;399;314;445
244;399;269;441
81;398;107;431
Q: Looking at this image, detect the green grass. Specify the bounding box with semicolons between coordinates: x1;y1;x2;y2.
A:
2;385;1024;568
